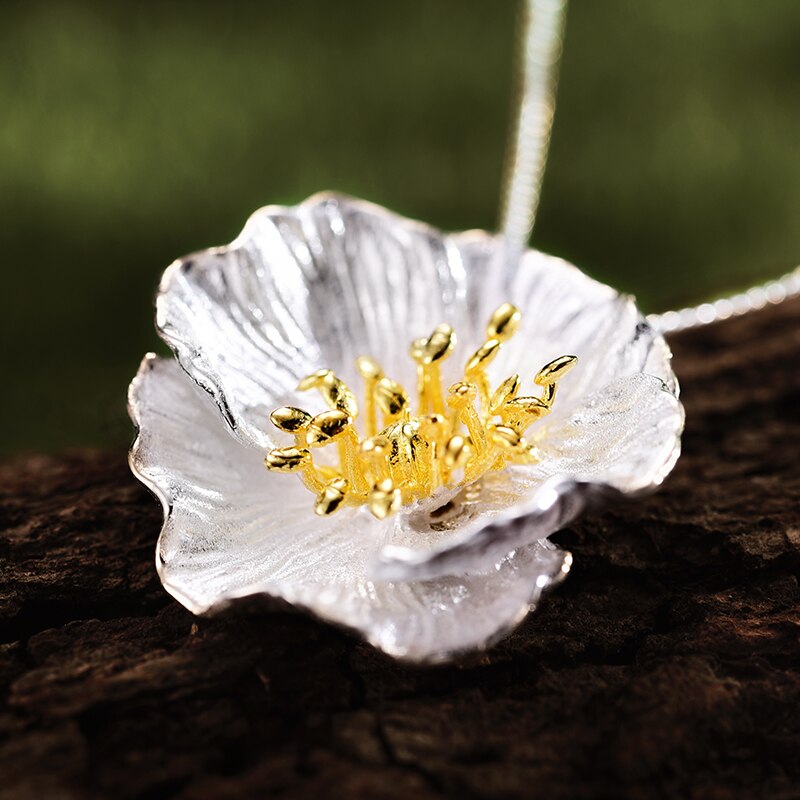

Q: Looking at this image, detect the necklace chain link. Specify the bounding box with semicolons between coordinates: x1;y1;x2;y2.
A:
504;0;798;335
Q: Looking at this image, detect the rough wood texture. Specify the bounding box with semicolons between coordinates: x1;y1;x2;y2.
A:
2;298;799;800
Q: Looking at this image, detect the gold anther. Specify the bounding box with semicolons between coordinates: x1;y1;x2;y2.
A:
441;434;471;484
270;406;313;434
415;323;456;364
297;369;332;391
356;356;384;381
489;374;520;415
305;410;351;446
264;446;310;472
487;303;522;341
361;435;390;484
298;370;358;417
375;377;408;424
444;434;470;468
502;396;550;433
447;381;478;405
369;479;401;519
265;445;325;492
327;378;359;417
315;477;348;516
465;339;501;375
535;355;578;386
488;424;522;450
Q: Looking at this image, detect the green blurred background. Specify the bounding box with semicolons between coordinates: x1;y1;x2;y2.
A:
2;0;799;456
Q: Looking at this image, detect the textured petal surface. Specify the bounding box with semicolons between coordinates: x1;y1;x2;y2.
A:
377;372;683;580
469;247;678;412
129;356;572;662
156;195;484;449
136;194;684;660
155;194;676;452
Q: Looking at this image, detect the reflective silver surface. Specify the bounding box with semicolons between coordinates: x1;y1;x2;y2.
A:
648;265;800;334
500;0;566;255
129;193;683;662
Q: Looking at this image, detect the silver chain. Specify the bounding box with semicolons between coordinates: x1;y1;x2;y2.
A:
646;266;800;333
503;0;798;335
499;0;566;259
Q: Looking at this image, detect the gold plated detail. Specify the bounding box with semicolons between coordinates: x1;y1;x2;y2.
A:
264;304;577;519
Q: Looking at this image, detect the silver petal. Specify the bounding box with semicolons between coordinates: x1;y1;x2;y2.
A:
155;194;676;452
136;193;685;660
474;248;678;413
376;372;683;581
129;355;573;662
156;194;484;449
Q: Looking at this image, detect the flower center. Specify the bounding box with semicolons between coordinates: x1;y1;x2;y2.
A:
264;303;576;519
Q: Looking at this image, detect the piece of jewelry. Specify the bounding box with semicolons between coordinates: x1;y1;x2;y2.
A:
130;192;683;661
128;1;795;662
264;304;579;521
647;264;800;334
504;0;800;338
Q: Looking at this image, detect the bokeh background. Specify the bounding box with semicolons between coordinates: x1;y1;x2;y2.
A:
2;0;799;456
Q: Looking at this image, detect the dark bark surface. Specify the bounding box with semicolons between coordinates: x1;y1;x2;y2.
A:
2;298;799;800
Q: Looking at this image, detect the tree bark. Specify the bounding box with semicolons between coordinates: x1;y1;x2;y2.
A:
1;298;799;800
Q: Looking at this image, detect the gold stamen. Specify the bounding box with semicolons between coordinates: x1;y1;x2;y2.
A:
265;446;325;493
441;434;471;484
418;413;449;491
305;410;351;446
447;382;486;455
487;303;521;341
375;377;408;426
304;410;367;493
315;477;348;516
501;396;550;433
298;370;358;417
410;323;455;416
486;424;528;470
369;478;402;519
264;446;310;472
360;435;390;485
489;374;520;415
265;303;576;518
488;424;523;450
535;355;578;386
356;356;384;437
296;369;332;392
465;338;501;413
270;406;313;433
339;428;369;494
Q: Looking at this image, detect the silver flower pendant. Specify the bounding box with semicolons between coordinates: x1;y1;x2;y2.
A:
129;193;684;662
